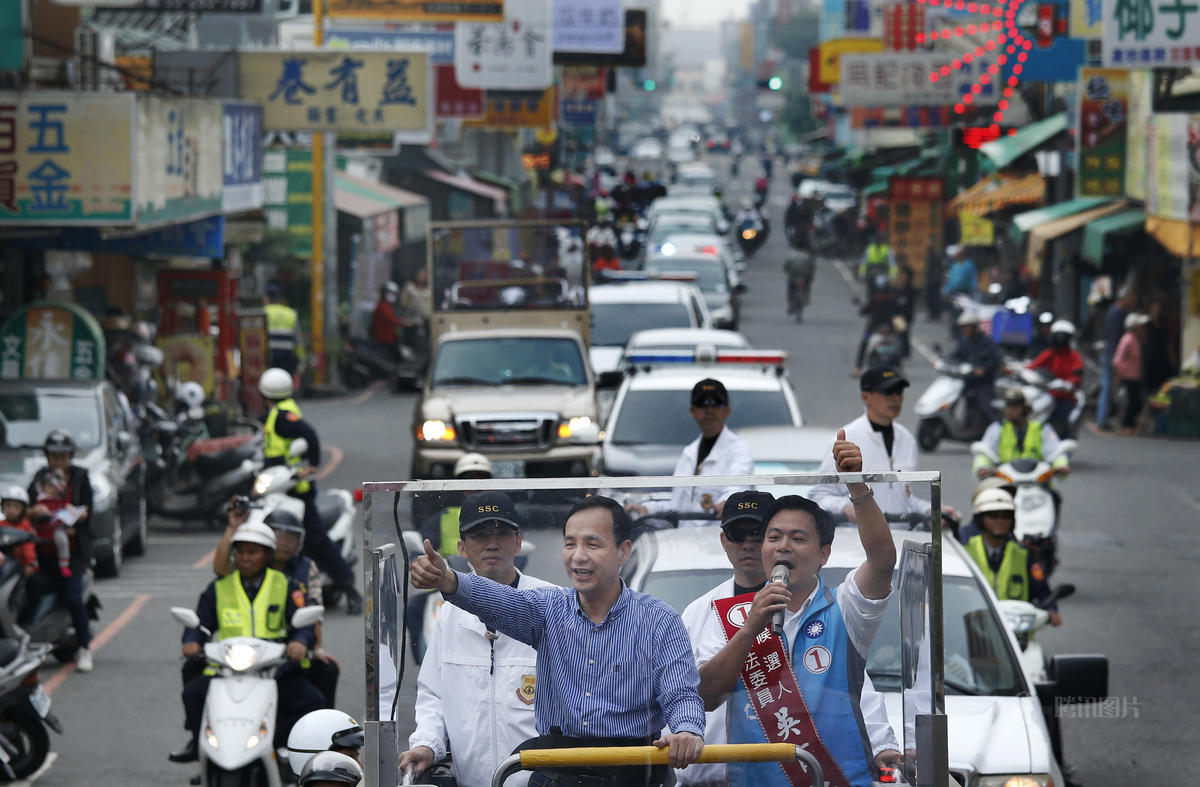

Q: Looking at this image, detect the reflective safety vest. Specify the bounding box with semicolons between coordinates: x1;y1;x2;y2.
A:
265;303;299;353
866;243;891;265
965;535;1030;601
439;507;461;558
264;398;311;494
996;420;1043;463
214;569;290;641
859;243;897;280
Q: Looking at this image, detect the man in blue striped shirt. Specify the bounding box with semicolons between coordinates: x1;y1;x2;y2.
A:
411;496;706;786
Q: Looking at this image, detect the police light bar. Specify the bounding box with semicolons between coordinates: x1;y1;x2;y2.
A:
598;271;698;283
624;351;696;364
716;350;788;365
624;349;788;367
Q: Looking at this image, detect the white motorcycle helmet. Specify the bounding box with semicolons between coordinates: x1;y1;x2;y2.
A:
0;485;30;507
1049;319;1076;336
231;521;277;552
287;709;364;775
972;487;1016;517
453;452;493;479
258;367;294;400
175;381;206;410
299;751;363;786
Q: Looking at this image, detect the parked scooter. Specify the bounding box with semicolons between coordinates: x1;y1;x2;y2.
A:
0;524;101;664
249;440;357;595
970;438;1077;577
0;635;62;779
169;605;324;786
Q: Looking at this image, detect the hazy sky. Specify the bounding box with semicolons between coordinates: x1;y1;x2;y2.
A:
661;0;752;28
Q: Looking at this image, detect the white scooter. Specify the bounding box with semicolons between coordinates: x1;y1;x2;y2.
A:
250;439;358;594
914;357;1054;451
170;605;324;786
970;439;1077;578
996;583;1075;681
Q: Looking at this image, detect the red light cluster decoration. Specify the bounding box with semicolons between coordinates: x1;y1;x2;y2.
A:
959;125;1003;148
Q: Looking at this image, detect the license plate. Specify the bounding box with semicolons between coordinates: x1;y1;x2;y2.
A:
29;686;51;718
491;460;525;479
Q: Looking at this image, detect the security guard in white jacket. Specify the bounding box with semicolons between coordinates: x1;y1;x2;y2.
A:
400;492;552;787
635;379;755;526
810;368;943;522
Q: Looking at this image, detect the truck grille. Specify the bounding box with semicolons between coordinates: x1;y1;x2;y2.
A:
456;413;558;451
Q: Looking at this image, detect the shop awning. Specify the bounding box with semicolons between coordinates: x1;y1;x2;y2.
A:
1081;208;1147;264
863;181;889;197
1025;201;1128;275
978;112;1069;170
423;169;508;214
945;173;1046;217
335;172;427;219
1011;196;1110;238
1145;216;1200;258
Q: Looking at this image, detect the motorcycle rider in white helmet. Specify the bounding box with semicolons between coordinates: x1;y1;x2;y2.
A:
170;522;326;763
1027;319;1085;437
258;368;363;616
299;750;363;787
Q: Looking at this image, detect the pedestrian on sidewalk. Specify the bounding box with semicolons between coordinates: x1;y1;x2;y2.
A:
892;265;915;359
1096;287;1134;430
1113;313;1150;435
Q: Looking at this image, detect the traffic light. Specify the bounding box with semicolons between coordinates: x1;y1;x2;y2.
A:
768;76;783;90
643;79;657;91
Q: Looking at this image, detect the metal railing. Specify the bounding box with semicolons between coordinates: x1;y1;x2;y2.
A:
489;743;822;787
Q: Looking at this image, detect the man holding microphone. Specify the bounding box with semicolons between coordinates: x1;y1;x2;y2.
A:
695;430;898;786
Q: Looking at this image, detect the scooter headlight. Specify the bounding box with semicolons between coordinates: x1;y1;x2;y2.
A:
224;643;256;672
252;473;272;497
1003;611;1038;636
245;722;268;750
206;726;219;749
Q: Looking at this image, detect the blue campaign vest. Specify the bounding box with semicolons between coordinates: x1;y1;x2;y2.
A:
727;577;875;787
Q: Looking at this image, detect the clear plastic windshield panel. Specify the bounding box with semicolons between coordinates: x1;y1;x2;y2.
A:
362;472;948;787
429;221;588;315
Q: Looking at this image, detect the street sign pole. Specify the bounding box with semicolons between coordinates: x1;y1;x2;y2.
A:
311;0;327;385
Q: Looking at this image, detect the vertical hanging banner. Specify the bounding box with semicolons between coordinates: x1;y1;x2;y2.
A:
1077;68;1129;197
552;0;624;54
137;97;225;227
327;0;503;22
454;0;553;89
222;102;264;213
435;65;485;118
238;51;433;142
262;148;313;257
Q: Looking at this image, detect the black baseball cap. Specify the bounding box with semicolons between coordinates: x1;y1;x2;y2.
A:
859;367;910;393
691;378;729;406
721;491;775;533
459;492;521;534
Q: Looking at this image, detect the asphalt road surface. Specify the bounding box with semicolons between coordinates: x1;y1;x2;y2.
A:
35;156;1197;785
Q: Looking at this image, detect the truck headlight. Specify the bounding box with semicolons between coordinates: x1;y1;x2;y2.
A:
557;416;598;443
977;776;1053;787
418;420;457;443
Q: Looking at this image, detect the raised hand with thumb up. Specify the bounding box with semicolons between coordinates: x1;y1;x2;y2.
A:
832;428;863;474
411;538;458;595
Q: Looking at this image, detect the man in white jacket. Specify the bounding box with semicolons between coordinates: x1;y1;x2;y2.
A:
810;367;955;523
399;492;552;786
632;378;755;525
676;490;901;786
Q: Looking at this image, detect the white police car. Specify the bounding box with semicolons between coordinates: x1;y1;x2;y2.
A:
599;350;802;477
621;525;1107;787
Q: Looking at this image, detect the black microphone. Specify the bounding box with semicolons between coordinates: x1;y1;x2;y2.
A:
771;560;792;635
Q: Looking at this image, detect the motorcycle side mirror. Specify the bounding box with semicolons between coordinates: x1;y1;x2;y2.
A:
171;607;202;630
1056;583;1076;600
291;605;325;629
288;438;309;458
968;441;998;462
596;370;625;389
1050;439;1078;461
734;283;747;295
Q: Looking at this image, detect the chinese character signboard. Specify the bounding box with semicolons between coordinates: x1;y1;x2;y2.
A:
222;102;263;213
455;0;553;89
326;27;455;64
0;302;106;382
1140;113;1198;221
553;10;647;66
1077;68;1129;197
560;98;598;126
262;148;313;257
1125;69;1151;200
137;97;224;227
883;2;925;49
1102;0;1200;67
328;0;502;22
817;38;884;85
1071;0;1104;36
888;177;944;285
464;89;556;128
239;51;433;142
0;93;135;225
238;312;269;417
561;66;607;99
99;0;261;8
553;0;623;53
435;65;484;118
840;53;958;107
959;212;995;246
851;106;953;128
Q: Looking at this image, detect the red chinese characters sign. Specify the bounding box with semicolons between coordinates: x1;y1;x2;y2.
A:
888;177;944;287
883;2;925;51
435;64;484;119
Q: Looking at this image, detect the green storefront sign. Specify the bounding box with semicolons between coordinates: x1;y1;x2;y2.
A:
262;148;313;257
0;3;25;72
0;302;106;381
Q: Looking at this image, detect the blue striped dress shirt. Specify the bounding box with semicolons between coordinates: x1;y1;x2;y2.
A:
445;571;706;740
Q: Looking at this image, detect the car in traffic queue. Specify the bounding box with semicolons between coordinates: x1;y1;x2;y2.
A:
643;213;723;257
411;328;601;480
672;162;719;195
644;240;744;330
0;379;148;577
623;327;750;367
588;279;713;378
620;525;1107;787
645;194;731;236
599;350;802;478
735;424;839;498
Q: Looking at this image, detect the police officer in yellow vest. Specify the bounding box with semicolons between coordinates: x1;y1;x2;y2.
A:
959;488;1062;625
858;232;898;298
419;453;495;558
171;522;326;763
259;368;362;615
265;283;304;375
973;390;1072;479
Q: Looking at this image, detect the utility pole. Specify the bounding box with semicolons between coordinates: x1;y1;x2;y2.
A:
311;0;327;385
